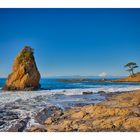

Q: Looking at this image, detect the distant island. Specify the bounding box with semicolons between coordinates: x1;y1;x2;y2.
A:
58;72;140;83
58;78;110;82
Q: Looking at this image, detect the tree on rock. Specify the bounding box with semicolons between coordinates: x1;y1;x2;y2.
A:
2;46;41;91
124;62;139;76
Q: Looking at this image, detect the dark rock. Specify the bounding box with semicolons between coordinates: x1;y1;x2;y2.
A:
0;110;19;121
2;112;19;120
35;106;62;124
8;117;30;132
82;91;93;95
0;121;5;126
97;91;106;95
17;117;30;132
2;114;19;120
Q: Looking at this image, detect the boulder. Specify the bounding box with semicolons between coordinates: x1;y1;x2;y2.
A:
82;91;93;95
97;91;106;94
71;111;85;119
2;46;41;91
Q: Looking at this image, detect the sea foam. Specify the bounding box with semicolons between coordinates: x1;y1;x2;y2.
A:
0;85;140;104
0;85;140;131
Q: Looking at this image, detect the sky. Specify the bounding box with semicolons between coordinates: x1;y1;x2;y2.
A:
0;8;140;77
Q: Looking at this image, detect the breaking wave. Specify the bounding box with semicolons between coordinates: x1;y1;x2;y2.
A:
0;81;140;131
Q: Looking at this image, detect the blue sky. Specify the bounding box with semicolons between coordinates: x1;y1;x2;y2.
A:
0;8;140;77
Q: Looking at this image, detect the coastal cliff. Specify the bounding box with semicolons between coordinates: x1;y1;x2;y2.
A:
112;72;140;82
2;46;41;91
30;90;140;132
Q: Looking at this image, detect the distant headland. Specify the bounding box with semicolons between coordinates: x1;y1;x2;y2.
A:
58;72;140;83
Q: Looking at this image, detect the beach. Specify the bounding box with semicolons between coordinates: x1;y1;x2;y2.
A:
0;78;140;132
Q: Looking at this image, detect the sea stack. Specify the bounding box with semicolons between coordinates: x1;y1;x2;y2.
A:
2;46;41;91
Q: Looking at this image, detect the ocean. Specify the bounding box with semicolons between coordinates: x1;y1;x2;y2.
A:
1;78;140;108
0;78;140;131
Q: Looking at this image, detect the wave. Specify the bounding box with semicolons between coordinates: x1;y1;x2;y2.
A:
0;85;140;102
0;85;140;131
51;85;140;95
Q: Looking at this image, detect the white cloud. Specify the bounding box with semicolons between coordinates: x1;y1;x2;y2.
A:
98;72;107;77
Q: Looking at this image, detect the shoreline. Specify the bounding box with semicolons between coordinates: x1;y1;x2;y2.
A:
0;85;140;132
30;89;140;132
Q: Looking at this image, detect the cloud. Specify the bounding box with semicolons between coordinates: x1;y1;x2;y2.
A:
98;72;107;77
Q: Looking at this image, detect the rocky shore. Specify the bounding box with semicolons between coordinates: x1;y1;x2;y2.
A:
30;90;140;132
112;72;140;82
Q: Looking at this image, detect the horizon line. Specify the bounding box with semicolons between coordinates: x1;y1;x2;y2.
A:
0;75;126;79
